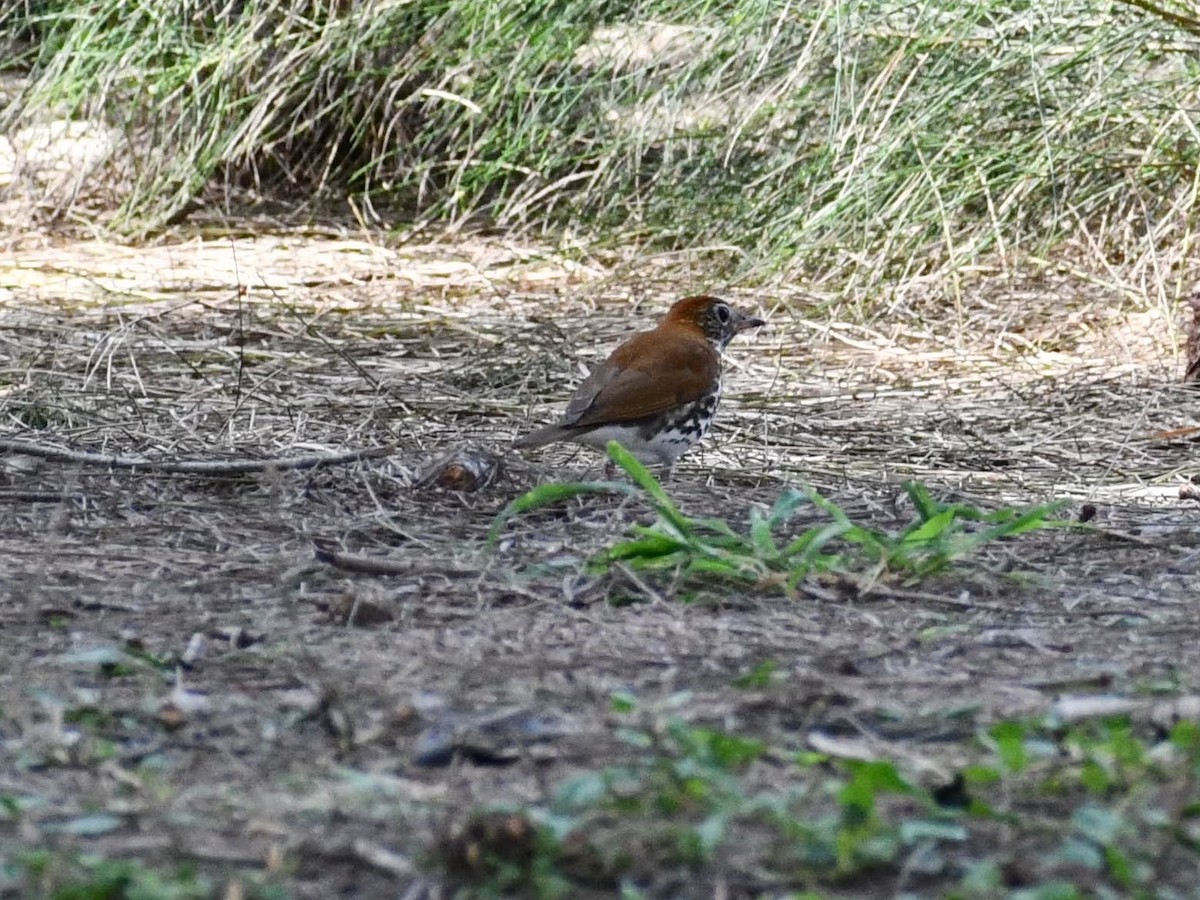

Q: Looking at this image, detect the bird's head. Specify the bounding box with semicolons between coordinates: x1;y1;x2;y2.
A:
664;295;766;351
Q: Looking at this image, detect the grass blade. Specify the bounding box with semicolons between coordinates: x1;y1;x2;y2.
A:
749;508;779;560
900;507;958;544
607;441;693;535
487;480;636;547
767;488;810;528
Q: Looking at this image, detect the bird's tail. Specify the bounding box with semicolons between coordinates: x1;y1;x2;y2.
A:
513;423;570;449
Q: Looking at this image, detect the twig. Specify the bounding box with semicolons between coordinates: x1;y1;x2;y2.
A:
870;584;1150;620
294;838;414;877
855;584;1016;614
314;545;416;575
613;561;669;604
313;544;473;577
0;489;86;503
1070;525;1163;548
1115;0;1200;36
349;838;414;877
0;439;395;475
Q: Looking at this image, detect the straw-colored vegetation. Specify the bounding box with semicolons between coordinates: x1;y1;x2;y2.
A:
5;0;1200;290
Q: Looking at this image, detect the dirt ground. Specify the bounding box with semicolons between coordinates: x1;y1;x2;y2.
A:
1;231;1198;897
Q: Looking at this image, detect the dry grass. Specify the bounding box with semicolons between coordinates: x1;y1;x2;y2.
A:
8;0;1200;291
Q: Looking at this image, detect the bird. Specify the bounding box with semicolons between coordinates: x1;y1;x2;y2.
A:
514;295;765;468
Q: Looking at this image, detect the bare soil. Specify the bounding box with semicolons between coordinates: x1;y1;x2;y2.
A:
1;231;1198;897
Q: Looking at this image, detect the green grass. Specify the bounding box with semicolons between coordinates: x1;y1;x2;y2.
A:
433;695;1200;897
491;440;1067;593
5;1;1200;284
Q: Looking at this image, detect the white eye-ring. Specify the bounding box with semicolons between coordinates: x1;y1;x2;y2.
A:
716;304;731;323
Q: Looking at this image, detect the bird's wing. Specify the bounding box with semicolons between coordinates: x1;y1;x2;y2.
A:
562;332;717;427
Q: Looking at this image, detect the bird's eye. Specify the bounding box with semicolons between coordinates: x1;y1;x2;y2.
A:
716;304;731;323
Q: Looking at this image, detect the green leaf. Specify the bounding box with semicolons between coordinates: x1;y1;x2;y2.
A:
487;480;636;546
1072;803;1122;845
602;532;688;561
610;691;637;713
961;857;1003;891
606;441;692;535
768;487;810;527
1104;843;1135;887
971;501;1065;546
553;771;609;810
898;819;968;843
900;507;957;544
683;557;751;581
781;521;853;561
1079;759;1110;794
903;481;941;520
837;522;892;556
806;487;854;527
989;721;1028;773
46;813;123;836
1170;719;1200;754
1048;837;1103;870
615;727;652;748
749;507;778;559
732;659;778;688
686;728;766;768
919;624;974;641
843;759;916;796
694;813;727;856
692;516;739;538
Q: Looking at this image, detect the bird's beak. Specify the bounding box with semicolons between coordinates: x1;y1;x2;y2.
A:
733;309;766;333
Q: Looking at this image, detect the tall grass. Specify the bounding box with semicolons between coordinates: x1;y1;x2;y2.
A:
5;0;1200;282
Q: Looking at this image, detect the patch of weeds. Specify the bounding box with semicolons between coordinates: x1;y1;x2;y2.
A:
57;643;173;679
492;441;1066;593
435;698;1200;896
435;692;948;895
10;850;208;899
6;848;288;899
435;809;573;899
960;716;1200;896
732;659;780;688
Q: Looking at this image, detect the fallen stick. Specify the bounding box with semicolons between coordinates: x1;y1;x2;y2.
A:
0;438;396;475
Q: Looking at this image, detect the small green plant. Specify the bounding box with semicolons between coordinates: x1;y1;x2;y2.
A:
12;851;210;900
446;692;957;892
6;849;289;900
491;441;1065;593
439;698;1200;896
961;716;1200;897
732;659;779;688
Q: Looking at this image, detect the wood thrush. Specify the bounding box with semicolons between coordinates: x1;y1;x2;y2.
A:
515;295;764;466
